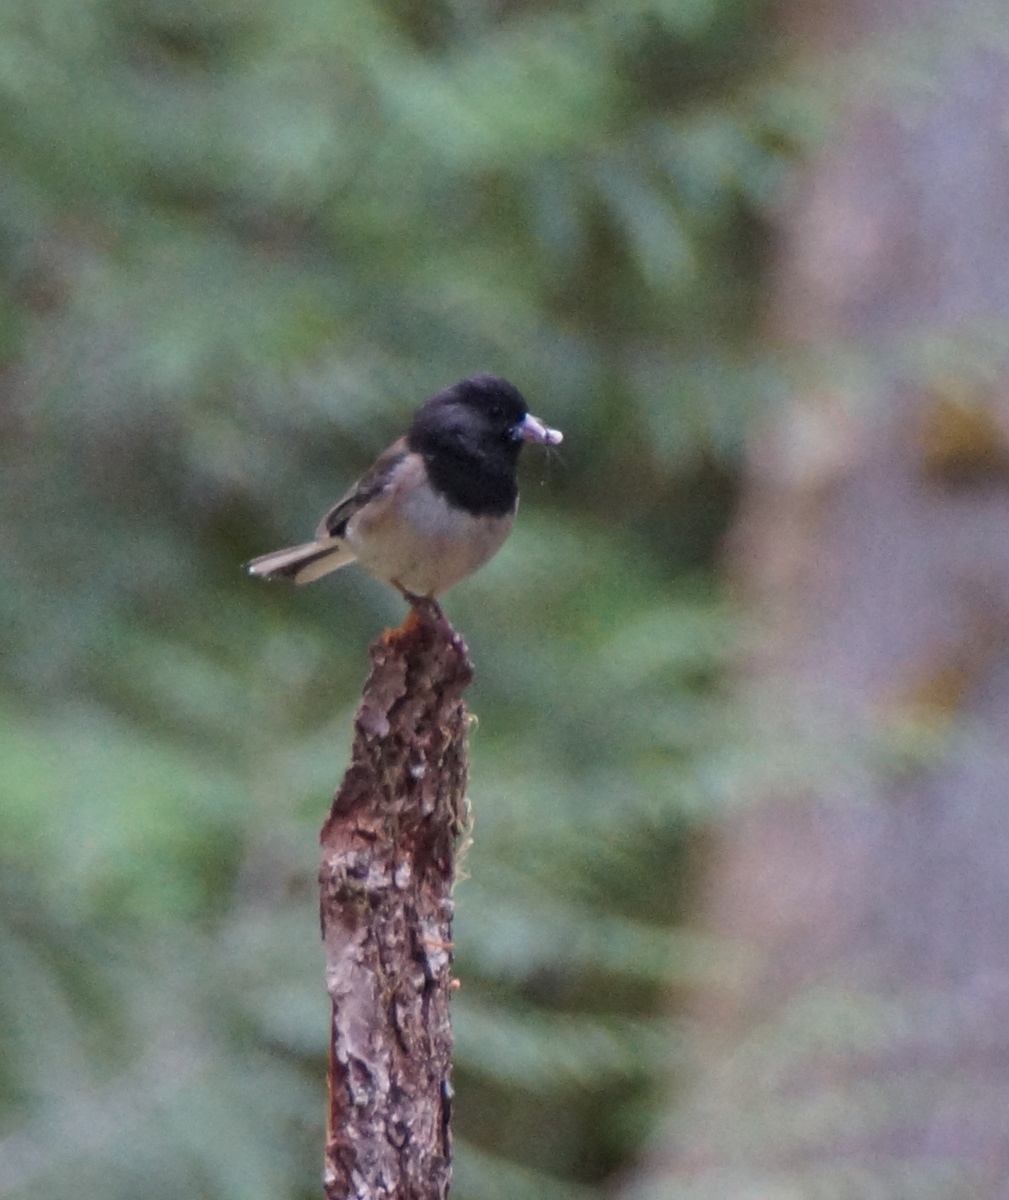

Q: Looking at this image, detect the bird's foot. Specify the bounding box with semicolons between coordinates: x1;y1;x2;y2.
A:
396;589;470;667
403;592;448;628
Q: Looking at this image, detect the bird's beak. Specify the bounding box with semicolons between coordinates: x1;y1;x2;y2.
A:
518;413;563;445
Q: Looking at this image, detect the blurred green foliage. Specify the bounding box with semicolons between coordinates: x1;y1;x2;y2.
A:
0;0;794;1196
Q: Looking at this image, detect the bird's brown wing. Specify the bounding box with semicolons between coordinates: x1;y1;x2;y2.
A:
314;438;410;538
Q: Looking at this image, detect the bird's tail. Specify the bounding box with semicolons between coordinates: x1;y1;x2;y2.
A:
246;537;357;585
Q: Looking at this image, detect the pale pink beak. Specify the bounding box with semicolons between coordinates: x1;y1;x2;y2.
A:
518;413;563;446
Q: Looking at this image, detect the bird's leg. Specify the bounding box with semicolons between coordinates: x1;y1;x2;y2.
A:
408;593;447;627
393;584;469;663
393;582;446;628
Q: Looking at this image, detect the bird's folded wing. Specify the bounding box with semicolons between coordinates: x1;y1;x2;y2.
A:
315;439;410;538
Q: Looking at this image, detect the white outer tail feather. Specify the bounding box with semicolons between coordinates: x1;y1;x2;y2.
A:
246;537;357;585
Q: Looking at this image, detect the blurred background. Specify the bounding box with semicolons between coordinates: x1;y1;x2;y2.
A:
4;1;1009;1198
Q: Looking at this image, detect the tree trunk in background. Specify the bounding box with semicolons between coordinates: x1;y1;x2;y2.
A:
625;4;1009;1197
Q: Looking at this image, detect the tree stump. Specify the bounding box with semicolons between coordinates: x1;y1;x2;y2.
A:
319;610;472;1200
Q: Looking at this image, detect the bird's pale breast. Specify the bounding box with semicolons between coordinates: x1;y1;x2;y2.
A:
344;455;514;596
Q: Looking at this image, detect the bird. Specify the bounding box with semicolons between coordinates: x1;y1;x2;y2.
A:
246;374;562;615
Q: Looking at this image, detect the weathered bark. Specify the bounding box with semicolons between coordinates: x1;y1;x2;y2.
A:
319;611;472;1200
624;5;1009;1199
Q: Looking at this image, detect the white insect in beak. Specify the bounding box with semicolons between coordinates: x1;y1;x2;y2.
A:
518;413;563;445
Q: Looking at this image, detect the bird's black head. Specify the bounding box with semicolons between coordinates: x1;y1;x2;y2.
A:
408;374;561;517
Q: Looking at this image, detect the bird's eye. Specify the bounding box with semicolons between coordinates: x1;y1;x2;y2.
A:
489;405;504;420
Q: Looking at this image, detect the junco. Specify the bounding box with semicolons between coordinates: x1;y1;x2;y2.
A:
246;374;562;607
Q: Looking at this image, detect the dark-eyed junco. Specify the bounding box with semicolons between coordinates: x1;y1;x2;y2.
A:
246;374;562;605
